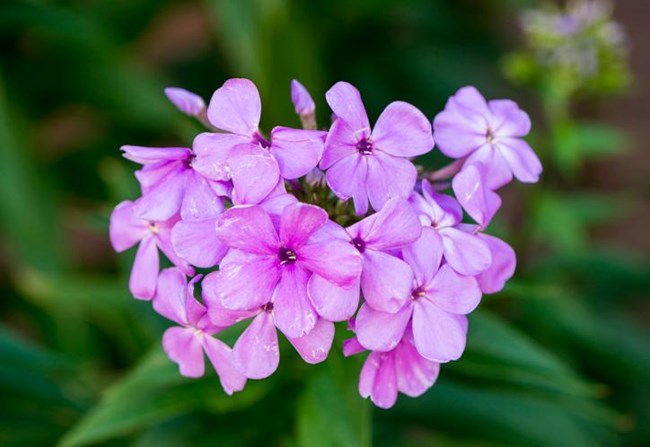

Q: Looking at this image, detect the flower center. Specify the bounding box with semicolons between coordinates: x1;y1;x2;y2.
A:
411;287;427;300
278;247;297;265
485;127;495;144
262;302;274;312
356;138;373;155
351;237;366;253
254;132;272;149
183;153;196;168
148;223;158;234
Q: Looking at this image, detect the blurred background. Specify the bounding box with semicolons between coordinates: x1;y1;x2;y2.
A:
0;0;648;446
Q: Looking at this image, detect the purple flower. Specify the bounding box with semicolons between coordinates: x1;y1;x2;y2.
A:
122;145;229;222
153;268;246;395
191;79;325;204
452;162;502;229
202;203;362;339
164;87;206;117
410;180;492;276
109;201;193;300
320;82;434;215
433;86;542;189
354;227;482;362
343;327;440;409
308;198;422;319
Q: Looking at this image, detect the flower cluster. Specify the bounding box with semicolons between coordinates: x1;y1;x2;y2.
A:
110;78;541;408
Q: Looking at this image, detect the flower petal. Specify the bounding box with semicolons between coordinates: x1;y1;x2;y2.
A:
121;146;191;165
464;144;513;190
394;335;440;397
162;327;205;378
488;99;531;138
413;299;467;362
371;101;434;157
133;169;187;222
272;266;317;338
325;154;369;215
129;235;159;300
202;336;247;395
164;87;206;117
202;250;280;310
366;151;417;212
270;127;324;179
425;264;482;315
152;267;189;324
207;78;261;136
440;227;492;276
291;79;316;116
371;352;398;409
214;206;279;255
228;144;281;205
361;250;413;313
402;227;443;286
325;81;370;133
192;132;249;181
286;318;334;364
452;163;502;228
180;172;225;220
279;203;328;249
476;233;516;294
109;201;148;252
299;238;362;288
308;275;360;322
171;219;228;268
233;312;279;379
321;118;360;169
356;302;412;352
497;138;542;184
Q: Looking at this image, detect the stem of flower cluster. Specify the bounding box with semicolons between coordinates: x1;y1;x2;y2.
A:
424;157;466;182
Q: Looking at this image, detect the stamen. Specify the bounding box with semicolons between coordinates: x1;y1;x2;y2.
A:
411;287;427;300
356;138;373;155
148;223;158;234
351;237;366;253
262;302;274;312
278;247;298;265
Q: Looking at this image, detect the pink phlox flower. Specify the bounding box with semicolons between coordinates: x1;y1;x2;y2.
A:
200;203;361;377
122;145;230;222
343;326;440;409
308;198;422;321
164;87;206;118
410;179;492;276
290;79;316;117
355;227;482;363
433;86;542;189
191;78;325;205
153;268;246;395
320;81;435;215
109;200;193;300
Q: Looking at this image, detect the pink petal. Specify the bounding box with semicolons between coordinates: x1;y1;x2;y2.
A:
270;127;324;179
228;144;281;205
464;144;513;189
129;235;159;300
488;99;531;137
299;239;362;288
371;101;434;157
371;352;398;409
152;267;189;324
452;163;502;228
343;337;365;357
476;233;516;294
320;118;360;169
420;180;463;227
497;138;542;184
192;132;249;181
154;230;195;276
394;336;440;397
366;151;417;212
361;250;413;313
206;301;257;327
349;197;422;251
402;227;443;286
202;250;280;311
440;227;492;276
291;79;316;116
121;146;191;165
286;318;334;364
272;266;317;338
109;201;148;252
164;87;206;117
279;203;328;249
425;264;482;315
162;327;205;378
308;275;360;322
325;154;369;215
180;172;225;220
413;299;468;362
356;302;413;352
207;78;260;136
214;206;279;255
359;352;381;398
171;219;228;268
325;81;370;133
233;312;279;379
134;161;182;195
202;336;247;395
133;169;187;222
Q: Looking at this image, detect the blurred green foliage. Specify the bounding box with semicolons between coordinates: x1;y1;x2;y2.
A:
0;0;648;446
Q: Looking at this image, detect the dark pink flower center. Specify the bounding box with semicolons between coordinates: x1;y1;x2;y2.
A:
183;153;196;168
356;138;373;155
411;287;427;300
254;132;272;149
262;302;274;312
278;247;297;265
351;237;366;253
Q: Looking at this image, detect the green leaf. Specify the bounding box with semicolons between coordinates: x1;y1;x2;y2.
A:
553;122;627;172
